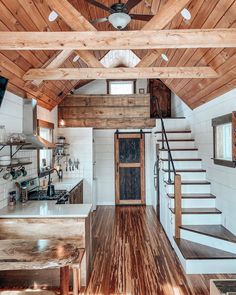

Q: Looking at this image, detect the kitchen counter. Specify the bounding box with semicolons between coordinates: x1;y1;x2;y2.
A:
0;201;92;218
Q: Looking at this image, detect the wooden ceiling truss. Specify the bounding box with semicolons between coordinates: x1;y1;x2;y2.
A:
0;0;235;110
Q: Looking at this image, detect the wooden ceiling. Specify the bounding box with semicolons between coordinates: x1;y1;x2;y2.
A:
0;0;235;110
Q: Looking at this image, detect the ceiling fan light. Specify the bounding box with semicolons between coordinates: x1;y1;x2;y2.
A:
73;55;80;62
161;53;169;62
181;8;191;21
48;10;58;22
108;13;131;30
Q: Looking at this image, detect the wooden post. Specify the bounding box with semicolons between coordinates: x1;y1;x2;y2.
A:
174;174;182;239
60;266;70;295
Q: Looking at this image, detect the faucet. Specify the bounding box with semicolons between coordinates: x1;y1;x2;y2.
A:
47;168;61;197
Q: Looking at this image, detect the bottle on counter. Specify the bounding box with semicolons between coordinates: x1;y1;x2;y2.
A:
20;181;28;204
8;190;16;207
59;165;63;181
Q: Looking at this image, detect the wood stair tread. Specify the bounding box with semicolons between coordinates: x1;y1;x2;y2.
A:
161;158;202;161
170;208;221;214
165;180;211;185
163;169;206;172
160;148;198;151
155;130;191;134
180;225;236;244
174;238;236;260
167;194;216;199
157;139;195;142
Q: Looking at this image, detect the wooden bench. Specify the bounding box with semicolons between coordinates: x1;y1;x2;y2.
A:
0;239;84;295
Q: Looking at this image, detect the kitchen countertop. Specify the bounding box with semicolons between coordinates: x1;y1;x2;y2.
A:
0;201;92;218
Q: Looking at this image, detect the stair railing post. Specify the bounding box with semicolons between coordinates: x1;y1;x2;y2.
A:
161;124;165;149
168;152;171;184
174;174;182;239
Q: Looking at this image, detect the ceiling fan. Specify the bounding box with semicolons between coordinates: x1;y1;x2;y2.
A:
87;0;153;30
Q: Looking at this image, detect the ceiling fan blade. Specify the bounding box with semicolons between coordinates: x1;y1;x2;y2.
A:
90;17;108;24
125;0;142;12
86;0;111;12
130;14;154;21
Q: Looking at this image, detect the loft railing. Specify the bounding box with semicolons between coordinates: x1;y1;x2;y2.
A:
155;96;182;239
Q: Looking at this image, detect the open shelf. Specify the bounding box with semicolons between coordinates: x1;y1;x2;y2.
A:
0;142;32;147
0;161;32;169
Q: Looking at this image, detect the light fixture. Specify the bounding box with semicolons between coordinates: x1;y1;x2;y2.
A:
48;10;58;22
73;55;80;63
59;119;65;127
181;8;191;21
161;53;169;62
108;13;131;30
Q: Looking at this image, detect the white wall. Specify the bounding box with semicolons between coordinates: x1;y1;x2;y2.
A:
75;79;148;95
0;92;37;208
172;89;236;234
58;128;93;204
93;129;153;206
37;105;58;137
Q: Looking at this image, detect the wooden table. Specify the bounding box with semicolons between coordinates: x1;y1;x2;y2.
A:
0;239;84;295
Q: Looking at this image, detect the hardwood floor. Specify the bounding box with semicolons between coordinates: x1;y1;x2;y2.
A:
86;206;236;295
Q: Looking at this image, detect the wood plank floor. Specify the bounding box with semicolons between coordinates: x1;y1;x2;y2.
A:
86;206;236;295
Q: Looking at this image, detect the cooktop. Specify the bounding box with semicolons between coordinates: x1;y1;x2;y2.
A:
28;190;69;204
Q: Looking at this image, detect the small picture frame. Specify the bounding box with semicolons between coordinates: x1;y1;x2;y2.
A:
139;88;145;94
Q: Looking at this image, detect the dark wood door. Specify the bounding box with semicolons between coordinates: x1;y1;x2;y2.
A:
149;79;171;118
115;133;145;205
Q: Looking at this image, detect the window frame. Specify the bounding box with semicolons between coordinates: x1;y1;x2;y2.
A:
212;112;236;168
106;79;136;95
37;119;55;176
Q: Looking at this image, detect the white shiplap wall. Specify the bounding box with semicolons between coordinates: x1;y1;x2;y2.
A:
171;89;236;235
57;128;93;205
0;91;58;209
93;129;153;206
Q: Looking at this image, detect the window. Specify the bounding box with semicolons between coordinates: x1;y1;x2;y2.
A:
212;112;236;167
37;120;54;174
107;80;136;95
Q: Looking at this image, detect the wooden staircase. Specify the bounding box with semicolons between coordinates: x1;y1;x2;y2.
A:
155;118;236;274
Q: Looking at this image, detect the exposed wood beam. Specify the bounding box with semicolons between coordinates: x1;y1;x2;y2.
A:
2;29;235;50
142;0;191;30
23;67;219;81
138;0;191;67
31;0;103;87
46;0;97;32
31;49;73;86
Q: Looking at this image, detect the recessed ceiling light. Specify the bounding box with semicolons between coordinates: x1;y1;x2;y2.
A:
73;55;80;63
161;53;169;62
48;10;58;22
181;8;191;21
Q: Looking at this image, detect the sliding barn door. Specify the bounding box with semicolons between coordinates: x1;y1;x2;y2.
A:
115;133;145;205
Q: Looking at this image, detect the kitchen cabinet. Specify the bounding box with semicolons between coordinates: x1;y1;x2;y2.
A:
69;181;83;204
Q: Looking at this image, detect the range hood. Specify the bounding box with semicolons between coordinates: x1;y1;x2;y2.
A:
23;99;55;149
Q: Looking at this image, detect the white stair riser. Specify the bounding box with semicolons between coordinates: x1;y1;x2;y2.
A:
160;150;198;158
169;198;215;208
162;161;202;169
155;133;192;140
181;213;222;225
157;141;196;149
180;229;236;254
155;119;189;130
164;171;207;181
166;184;211;194
173;241;236;274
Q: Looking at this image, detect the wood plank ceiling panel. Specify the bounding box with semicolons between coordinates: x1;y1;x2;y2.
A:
0;0;235;110
158;0;236;108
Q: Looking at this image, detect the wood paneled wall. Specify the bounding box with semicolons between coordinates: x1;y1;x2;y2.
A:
58;94;155;129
